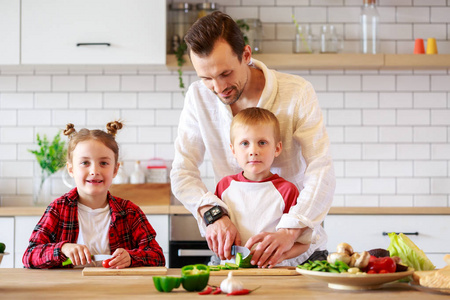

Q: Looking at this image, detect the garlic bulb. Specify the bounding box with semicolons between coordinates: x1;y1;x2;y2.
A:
220;271;243;294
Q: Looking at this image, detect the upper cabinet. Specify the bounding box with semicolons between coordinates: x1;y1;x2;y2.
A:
0;0;20;64
21;0;166;64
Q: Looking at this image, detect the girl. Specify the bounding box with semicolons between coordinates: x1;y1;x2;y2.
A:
23;121;165;269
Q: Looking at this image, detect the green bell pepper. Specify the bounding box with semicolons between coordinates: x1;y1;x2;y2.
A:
181;264;210;292
235;252;257;268
152;276;182;292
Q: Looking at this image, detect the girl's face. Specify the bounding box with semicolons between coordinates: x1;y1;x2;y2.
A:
230;124;282;181
67;139;119;207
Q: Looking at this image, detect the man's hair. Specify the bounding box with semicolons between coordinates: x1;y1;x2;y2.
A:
184;11;246;62
230;107;281;143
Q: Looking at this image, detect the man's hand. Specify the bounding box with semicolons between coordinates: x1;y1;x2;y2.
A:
61;243;92;266
205;216;241;260
245;228;306;268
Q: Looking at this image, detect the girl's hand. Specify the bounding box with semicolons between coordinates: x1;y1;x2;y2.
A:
108;248;131;269
61;243;92;266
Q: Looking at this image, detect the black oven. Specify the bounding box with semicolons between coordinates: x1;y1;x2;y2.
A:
169;215;216;268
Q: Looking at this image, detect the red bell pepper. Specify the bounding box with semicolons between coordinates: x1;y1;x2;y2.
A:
366;256;396;274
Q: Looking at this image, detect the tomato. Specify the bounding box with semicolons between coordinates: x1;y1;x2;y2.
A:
102;259;112;268
366;256;396;274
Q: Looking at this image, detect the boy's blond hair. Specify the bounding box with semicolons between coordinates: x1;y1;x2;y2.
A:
230;107;281;143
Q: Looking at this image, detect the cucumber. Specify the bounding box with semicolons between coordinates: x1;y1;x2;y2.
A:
236;252;257;268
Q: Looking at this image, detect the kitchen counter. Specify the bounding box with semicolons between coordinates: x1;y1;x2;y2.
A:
0;268;440;299
2;205;450;216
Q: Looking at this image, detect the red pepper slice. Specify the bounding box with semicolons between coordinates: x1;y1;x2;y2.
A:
227;286;260;296
212;288;222;295
198;286;214;295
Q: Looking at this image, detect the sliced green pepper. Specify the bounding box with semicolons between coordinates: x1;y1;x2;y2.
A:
181;264;210;292
235;252;257;268
152;276;182;292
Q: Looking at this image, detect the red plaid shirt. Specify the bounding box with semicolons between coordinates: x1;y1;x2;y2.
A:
23;188;165;269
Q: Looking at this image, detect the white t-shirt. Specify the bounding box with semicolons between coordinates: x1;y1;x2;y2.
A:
76;202;111;267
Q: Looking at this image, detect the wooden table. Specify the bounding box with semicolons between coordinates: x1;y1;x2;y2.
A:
0;268;441;299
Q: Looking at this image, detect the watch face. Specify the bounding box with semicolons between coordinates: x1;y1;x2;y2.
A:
211;207;221;217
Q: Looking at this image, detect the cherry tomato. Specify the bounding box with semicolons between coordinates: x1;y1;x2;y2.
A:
366;256;396;274
102;259;112;268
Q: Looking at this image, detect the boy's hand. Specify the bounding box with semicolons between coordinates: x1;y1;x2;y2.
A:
61;243;92;266
108;248;131;269
245;228;305;268
205;216;241;260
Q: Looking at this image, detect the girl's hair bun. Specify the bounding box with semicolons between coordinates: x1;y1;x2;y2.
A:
63;123;77;138
106;120;124;137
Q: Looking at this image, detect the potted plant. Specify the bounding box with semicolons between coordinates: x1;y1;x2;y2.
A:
28;132;67;205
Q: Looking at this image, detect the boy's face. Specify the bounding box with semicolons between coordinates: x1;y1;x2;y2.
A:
230;124;282;181
67;139;119;205
190;40;252;106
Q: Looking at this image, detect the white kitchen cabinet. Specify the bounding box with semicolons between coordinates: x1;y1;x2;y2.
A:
0;0;20;64
0;217;15;268
146;214;169;266
21;0;166;64
15;216;40;268
324;215;450;269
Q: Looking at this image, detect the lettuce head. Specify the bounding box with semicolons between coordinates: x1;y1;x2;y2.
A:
387;232;435;271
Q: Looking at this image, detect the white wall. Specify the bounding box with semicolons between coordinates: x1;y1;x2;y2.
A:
1;0;450;207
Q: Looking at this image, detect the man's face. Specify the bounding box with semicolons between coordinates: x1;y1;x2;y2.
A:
190;40;251;106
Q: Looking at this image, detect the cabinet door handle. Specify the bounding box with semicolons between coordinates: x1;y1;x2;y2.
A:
76;43;111;47
382;232;419;236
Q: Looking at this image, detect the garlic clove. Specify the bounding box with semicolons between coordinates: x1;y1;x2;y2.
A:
220;271;244;294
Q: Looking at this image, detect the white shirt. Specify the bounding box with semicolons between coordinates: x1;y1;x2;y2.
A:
76;202;111;267
170;59;336;263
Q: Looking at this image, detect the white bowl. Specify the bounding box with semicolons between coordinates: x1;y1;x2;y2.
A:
0;252;10;265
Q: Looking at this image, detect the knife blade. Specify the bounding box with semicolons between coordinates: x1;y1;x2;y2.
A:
231;245;250;259
62;254;113;266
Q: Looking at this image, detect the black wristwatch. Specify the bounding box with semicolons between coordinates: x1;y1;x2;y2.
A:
203;205;227;226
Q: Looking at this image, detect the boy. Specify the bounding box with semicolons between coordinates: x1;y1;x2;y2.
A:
215;107;309;267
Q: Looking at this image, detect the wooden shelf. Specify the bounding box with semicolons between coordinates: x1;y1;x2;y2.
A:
167;54;450;70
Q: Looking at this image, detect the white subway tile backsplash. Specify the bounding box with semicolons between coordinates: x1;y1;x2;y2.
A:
155;143;176;160
0;93;32;109
335;178;362;194
1;162;33;177
345;195;379;207
327;127;344;142
414;195;448;207
121;75;154;91
345;127;378;142
431;178;450;193
155;75;184;92
363;144;396;159
398;178;430;194
379;195;413;207
87;76;120;91
414;126;447;142
155;109;182;126
397;75;430;91
379;24;412;40
138;127;172;143
35;93;69;109
380;92;413;108
328;75;361;91
0;76;16;91
414;24;447;40
0;110;16;126
431;109;450;125
293;7;327;23
120;144;155;161
0;145;16;160
225;7;258;20
330;144;362;159
380;127;413;142
121;110;155;126
363;178;396;194
86;110;121;126
397;109;430;125
104;93;137;109
69;93;102;109
345;93;378;108
431;75;450;91
432;144;450;159
414;92;447;108
328;7;360;23
363;109;396;125
18;110;51;126
52;110;86;127
18;76;51;92
397;144;430;159
317;93;344;108
431;7;450;22
380;161;413;176
242;0;274;5
0;179;17;194
328;109;361;125
52;76;85;92
415;160;447;176
345;161;379;177
397;7;430;23
362;75;395;91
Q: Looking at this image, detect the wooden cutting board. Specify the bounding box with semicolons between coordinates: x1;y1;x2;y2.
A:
209;267;298;276
82;267;167;276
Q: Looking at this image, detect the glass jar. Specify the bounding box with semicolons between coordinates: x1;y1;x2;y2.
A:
293;24;313;53
196;2;219;19
239;18;263;54
168;2;197;54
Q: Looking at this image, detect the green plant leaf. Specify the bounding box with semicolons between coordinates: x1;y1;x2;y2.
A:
28;131;67;177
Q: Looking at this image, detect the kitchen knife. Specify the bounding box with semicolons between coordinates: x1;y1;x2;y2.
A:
231;245;250;259
62;254;113;266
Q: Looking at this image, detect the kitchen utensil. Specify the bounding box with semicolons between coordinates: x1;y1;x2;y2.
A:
82;266;168;276
296;267;414;290
209;267;298;276
231;245;250;259
414;38;425;54
62;254;113;266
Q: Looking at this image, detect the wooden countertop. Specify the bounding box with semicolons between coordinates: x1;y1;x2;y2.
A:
0;268;439;299
2;205;450;217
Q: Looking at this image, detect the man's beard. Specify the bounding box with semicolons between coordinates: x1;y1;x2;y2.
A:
215;86;244;106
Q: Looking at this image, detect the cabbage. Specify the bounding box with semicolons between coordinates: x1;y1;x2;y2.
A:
387;232;435;271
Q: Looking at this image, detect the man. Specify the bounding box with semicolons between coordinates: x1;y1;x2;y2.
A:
170;11;335;268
